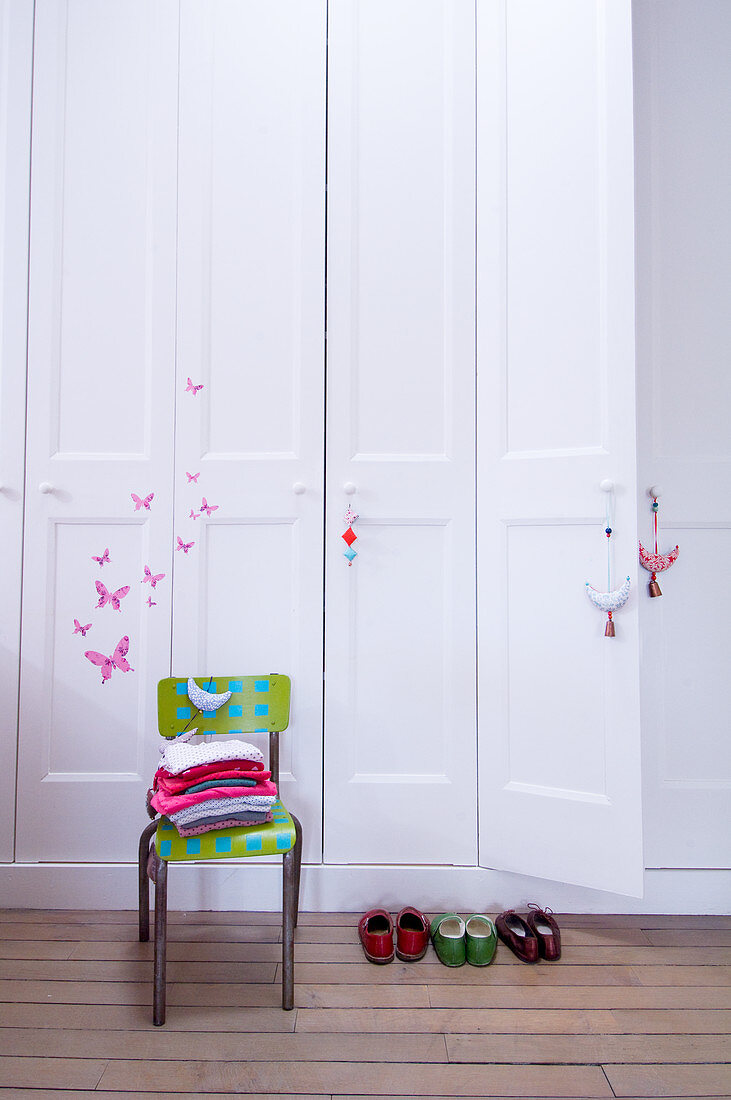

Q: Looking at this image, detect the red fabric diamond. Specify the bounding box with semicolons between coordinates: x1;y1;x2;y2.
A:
342;527;357;546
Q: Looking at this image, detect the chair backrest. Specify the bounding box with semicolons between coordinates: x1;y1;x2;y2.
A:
157;675;291;788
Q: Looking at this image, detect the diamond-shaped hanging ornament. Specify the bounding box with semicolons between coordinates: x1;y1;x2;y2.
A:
344;505;359;527
342;527;357;547
343;546;357;565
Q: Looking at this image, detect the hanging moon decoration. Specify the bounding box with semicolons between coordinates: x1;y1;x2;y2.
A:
585;575;631;637
639;542;679;596
186;677;232;712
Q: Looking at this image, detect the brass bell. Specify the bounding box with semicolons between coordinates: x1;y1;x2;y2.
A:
605;616;615;638
648;579;662;598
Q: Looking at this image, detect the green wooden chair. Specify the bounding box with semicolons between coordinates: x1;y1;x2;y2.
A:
138;674;303;1026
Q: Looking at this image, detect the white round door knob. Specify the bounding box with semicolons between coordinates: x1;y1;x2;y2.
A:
599;479;614;492
648;485;662;499
292;482;306;495
39;482;54;494
344;482;357;495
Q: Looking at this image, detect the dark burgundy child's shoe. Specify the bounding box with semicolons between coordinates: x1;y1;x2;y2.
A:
495;909;539;963
525;903;562;961
395;906;430;961
358;908;394;964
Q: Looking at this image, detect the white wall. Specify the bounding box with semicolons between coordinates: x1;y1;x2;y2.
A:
634;0;731;870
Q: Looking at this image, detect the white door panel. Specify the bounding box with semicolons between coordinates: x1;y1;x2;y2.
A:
0;0;33;861
324;0;477;866
16;0;178;861
477;0;643;896
172;0;326;862
634;0;731;868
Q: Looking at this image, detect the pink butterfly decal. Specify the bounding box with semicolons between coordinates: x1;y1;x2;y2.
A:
189;509;200;520
200;497;219;516
95;580;130;611
186;471;200;483
186;377;203;395
142;565;165;588
146;596;157;608
91;548;111;567
131;492;154;511
73;619;92;637
176;536;195;554
84;636;134;684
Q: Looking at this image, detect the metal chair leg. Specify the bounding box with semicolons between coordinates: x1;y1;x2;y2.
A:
280;844;294;1007
153;853;168;1026
138;820;158;943
291;813;303;929
281;814;303;1010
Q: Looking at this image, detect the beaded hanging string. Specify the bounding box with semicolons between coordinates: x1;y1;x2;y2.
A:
638;490;679;597
604;492;616;636
342;505;358;566
585;482;631;637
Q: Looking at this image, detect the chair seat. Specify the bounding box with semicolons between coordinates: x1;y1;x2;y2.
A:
155;800;296;861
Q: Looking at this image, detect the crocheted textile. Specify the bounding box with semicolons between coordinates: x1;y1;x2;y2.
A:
159;738;263;775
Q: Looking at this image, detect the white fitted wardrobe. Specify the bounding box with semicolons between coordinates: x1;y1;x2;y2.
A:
1;0;727;911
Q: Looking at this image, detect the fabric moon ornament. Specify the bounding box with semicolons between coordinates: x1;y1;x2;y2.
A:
186;677;232;712
585;575;631;637
639;541;679;597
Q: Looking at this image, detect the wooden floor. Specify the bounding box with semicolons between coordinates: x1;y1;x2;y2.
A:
0;910;729;1098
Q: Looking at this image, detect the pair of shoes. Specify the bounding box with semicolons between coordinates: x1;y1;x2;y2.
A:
495;904;561;963
358;906;429;964
430;913;497;967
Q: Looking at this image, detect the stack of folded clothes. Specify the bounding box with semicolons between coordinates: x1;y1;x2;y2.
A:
149;737;278;837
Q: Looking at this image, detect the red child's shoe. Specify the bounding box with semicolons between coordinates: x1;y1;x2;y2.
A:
395;906;430;961
358;908;394;964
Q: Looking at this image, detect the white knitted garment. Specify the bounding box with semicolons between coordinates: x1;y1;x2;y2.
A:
160;738;264;776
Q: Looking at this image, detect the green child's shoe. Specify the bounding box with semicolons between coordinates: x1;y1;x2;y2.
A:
465;915;497;966
430;913;466;967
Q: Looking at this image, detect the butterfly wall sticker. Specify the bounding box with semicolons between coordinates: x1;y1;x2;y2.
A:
186;472;200;483
146;596;156;608
91;548;111;567
73;619;92;637
84;636;134;684
185;378;203;395
95;581;130;611
142;565;165;588
176;537;195;554
131;492;154;511
189;509;200;521
200;497;218;516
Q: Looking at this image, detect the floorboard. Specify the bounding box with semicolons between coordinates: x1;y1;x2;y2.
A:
0;910;728;1098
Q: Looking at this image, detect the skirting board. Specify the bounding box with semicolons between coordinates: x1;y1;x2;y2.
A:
0;863;728;914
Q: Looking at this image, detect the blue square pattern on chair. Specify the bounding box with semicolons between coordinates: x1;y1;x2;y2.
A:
177;706;191;719
159;840;172;859
228;680;243;692
255;680;269;692
228;704;243;717
276;833;291;850
176;683;188;694
215;836;232;854
245;834;262;852
255;704;268;717
161;820;174;832
186;838;201;855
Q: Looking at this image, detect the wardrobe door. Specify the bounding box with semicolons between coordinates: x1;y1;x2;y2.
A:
477;0;643;895
324;0;477;865
635;0;731;869
0;1;33;861
172;0;326;861
15;0;178;861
